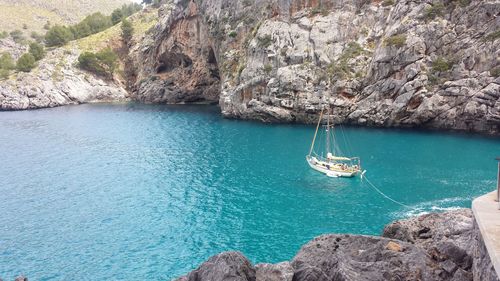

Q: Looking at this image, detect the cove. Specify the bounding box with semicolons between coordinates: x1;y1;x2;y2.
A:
0;103;499;280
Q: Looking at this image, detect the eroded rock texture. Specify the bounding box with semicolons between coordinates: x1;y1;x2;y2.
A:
0;48;128;110
175;210;499;281
132;1;220;104
136;0;500;134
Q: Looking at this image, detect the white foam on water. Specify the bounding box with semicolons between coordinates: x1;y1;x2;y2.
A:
392;196;470;218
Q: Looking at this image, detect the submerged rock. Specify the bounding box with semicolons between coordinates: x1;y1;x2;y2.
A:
174;209;499;281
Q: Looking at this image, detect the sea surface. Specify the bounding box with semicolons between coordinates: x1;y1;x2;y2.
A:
0;103;499;280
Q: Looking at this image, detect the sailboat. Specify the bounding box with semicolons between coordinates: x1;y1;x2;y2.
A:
306;107;364;178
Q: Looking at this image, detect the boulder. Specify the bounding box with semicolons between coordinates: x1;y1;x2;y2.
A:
175;251;256;281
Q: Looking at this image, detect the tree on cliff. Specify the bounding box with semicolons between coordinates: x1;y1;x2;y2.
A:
111;9;124;25
45;25;73;47
78;48;118;78
121;19;134;43
0;52;15;79
28;42;46;61
16;53;36;72
0;52;15;70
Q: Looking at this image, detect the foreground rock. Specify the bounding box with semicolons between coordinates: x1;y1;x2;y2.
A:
0;48;128;111
175;209;499;281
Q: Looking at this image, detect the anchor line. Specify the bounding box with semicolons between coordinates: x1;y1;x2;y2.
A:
362;176;412;208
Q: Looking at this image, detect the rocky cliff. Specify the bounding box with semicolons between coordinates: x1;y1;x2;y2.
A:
175;209;499;281
133;0;500;134
1;0;498;134
0;47;127;110
0;7;160;110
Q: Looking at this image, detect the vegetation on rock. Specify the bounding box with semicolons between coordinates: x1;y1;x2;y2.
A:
78;48;118;78
382;0;395;7
16;53;36;72
9;29;26;44
431;57;452;73
384;34;406;47
111;4;142;25
423;3;445;21
28;42;46;61
0;0;131;34
484;29;500;42
0;52;14;79
257;35;272;48
44;4;142;47
327;42;366;80
45;25;74;47
121;19;134;43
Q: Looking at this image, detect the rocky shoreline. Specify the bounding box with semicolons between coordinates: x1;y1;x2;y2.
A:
0;46;128;111
133;0;500;135
1;0;499;135
175;209;498;281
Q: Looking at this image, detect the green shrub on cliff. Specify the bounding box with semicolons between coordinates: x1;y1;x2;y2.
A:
228;31;237;38
0;69;9;79
263;63;273;74
112;4;142;25
384;34;406;48
10;30;26;44
424;3;445;21
451;0;471;7
0;52;15;70
310;7;329;16
45;25;74;47
121;19;134;43
484;30;500;42
431;57;452;73
340;42;364;61
16;53;36;72
257;35;272;48
382;0;395;6
111;9;124;25
78;48;118;77
0;52;14;79
491;68;500;78
29;42;45;61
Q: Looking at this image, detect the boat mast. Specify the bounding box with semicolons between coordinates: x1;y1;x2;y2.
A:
326;106;330;155
309;108;324;157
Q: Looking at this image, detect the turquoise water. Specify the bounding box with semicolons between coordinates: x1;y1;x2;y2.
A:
0;103;499;280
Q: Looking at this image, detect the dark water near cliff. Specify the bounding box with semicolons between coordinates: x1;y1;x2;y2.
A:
0;103;499;280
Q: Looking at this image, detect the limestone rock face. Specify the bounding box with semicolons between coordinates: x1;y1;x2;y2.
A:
383;209;476;280
132;0;220;105
291;234;439;281
136;0;500;134
255;262;293;281
0;48;128;111
174;209;499;281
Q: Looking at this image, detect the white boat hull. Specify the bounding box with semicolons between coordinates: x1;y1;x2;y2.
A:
306;156;360;178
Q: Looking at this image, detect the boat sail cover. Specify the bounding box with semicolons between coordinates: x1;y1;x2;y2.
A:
326;153;351;161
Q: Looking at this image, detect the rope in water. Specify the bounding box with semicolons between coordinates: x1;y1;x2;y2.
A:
362;175;412;208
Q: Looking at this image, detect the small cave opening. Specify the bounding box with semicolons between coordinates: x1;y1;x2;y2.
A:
207;47;217;64
156;52;194;74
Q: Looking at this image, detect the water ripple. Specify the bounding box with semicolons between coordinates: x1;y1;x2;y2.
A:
0;103;499;280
